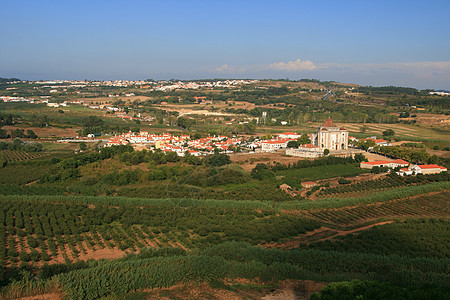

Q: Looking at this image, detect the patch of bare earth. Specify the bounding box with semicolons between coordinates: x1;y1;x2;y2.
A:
230;151;304;172
77;247;126;261
2;126;80;138
17;293;62;300
141;279;326;300
262;280;327;300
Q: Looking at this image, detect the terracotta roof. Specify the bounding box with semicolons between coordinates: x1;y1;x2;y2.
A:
322;117;337;128
361;160;390;165
418;164;447;170
374;139;387;143
301;143;318;148
391;159;409;164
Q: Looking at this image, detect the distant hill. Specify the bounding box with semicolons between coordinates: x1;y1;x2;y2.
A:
0;77;21;83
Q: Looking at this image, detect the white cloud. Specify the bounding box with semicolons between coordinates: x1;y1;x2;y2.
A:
215;64;246;73
269;59;317;71
216;64;232;72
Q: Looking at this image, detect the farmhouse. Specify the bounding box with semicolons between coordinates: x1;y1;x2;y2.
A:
360;159;409;170
261;139;291;152
396;164;447;176
278;132;299;139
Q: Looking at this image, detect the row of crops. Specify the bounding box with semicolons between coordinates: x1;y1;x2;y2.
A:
308;219;450;259
317;172;450;198
302;191;450;226
55;241;450;299
0;198;319;268
0;150;47;163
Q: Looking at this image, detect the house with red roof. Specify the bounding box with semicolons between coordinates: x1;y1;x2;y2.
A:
396;164;447;176
278;132;299;139
360;159;409;170
261;139;292;152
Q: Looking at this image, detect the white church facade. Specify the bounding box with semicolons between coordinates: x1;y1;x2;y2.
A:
310;118;348;151
286;118;350;158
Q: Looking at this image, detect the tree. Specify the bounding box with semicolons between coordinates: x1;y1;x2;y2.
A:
82;116;104;128
177;117;195;129
251;163;275;180
287;140;299;148
355;139;376;151
382;129;395;138
203;153;231;167
0;128;9;139
428;154;439;164
297;133;311;145
353;153;367;163
324;149;330;155
79;142;87;151
26;130;38;139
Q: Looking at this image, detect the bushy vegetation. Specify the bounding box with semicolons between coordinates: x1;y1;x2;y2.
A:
311;280;449;300
309;219;450;259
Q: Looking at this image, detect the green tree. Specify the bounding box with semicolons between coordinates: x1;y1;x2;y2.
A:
297;133;311;145
382;129;395;138
26;130;38;139
79;142;87;151
287;140;299;148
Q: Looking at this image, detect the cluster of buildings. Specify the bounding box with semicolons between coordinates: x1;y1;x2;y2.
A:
106;132;245;156
151;80;258;91
360;159;447;175
261;118;352;158
0;96;35;103
349;136;390;147
19;79;259;90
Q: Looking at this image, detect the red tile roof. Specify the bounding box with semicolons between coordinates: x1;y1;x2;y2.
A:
418;164;447;170
322;117;337;128
301;143;318;148
361;160;390;165
391;159;409;164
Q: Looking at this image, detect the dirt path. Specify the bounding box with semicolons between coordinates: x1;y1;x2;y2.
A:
266;221;393;250
313;221;394;244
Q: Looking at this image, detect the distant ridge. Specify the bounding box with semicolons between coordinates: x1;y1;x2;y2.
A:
0;77;21;83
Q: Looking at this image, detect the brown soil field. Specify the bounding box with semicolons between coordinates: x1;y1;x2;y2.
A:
230;151;305;172
77;247;126;261
141;279;326;300
2;125;80;138
18;293;62;300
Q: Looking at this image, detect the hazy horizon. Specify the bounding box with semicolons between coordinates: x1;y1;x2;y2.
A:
1;0;449;90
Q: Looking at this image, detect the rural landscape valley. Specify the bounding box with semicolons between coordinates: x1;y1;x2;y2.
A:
2;1;450;299
0;77;449;299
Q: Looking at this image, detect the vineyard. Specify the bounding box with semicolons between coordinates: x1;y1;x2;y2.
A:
316;172;450;198
0;164;53;185
0;197;319;269
0;150;47;163
308;219;450;259
296;190;449;227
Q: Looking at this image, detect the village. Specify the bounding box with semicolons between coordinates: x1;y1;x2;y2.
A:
104;118;447;177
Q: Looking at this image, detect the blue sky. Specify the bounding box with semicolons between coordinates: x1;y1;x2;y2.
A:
1;0;449;89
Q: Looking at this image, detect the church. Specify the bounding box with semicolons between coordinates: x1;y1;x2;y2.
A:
310;117;348;150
